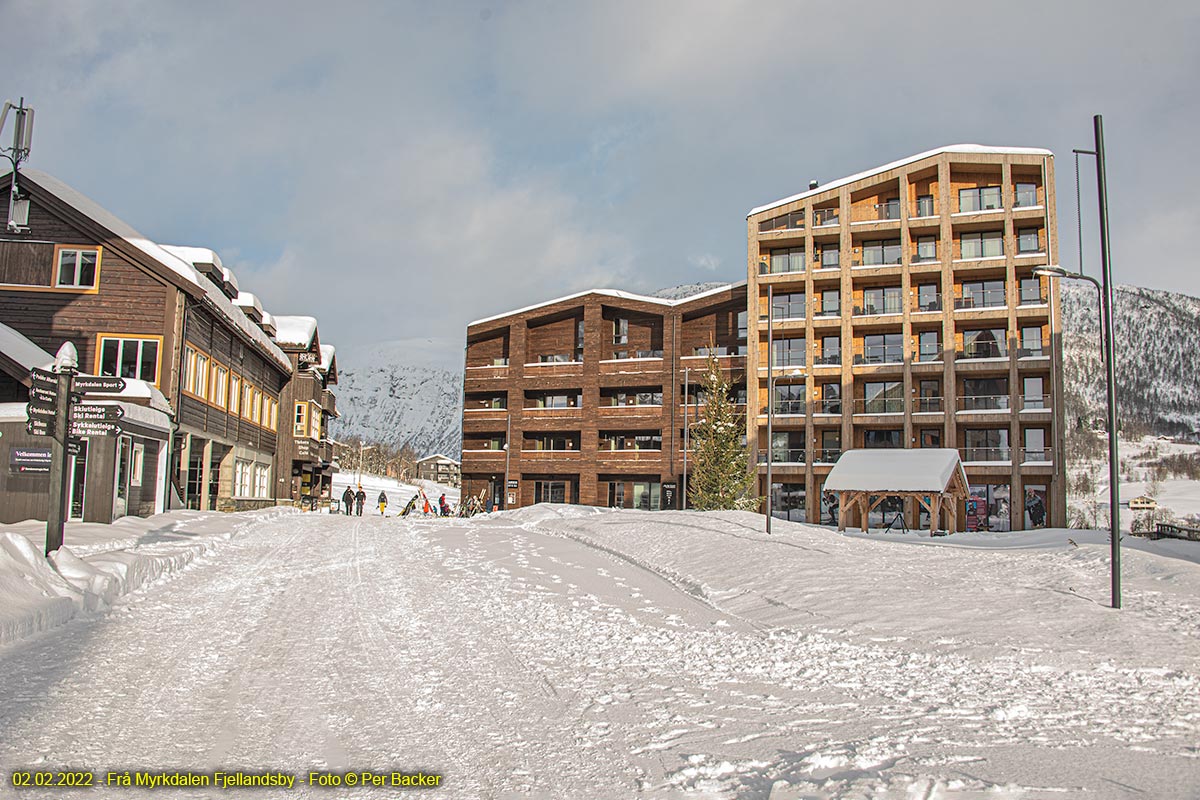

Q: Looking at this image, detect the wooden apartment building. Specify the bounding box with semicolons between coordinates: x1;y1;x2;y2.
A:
461;286;747;510
747;145;1066;531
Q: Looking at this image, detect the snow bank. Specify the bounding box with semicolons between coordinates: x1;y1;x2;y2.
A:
0;507;297;649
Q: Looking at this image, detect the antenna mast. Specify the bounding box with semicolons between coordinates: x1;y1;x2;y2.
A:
0;96;35;232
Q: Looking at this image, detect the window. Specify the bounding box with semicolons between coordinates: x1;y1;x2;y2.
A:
917;379;942;412
242;382;256;419
862;381;903;413
861;239;901;266
1019;277;1044;305
234;460;252;497
54;246;101;289
269;399;279;431
965;429;1010;461
575;319;585;360
130;443;145;487
294;402;308;436
861;286;902;315
772;292;806;320
770;431;805;462
737;311;748;341
529;433;577;451
962;328;1008;359
1017;227;1041;253
229;375;242;416
818;335;840;365
915;236;937;262
917;330;941;362
210;364;228;409
250;388;262;424
191;351;210;398
1023;376;1046;409
819;289;840;316
959;186;1002;212
1023;428;1048;461
818;382;841;414
309;400;322;440
768;247;805;274
613;318;628;345
261;393;272;428
819;244;840;268
920;428;942;448
917;283;940;311
772;337;806;367
99;336;160;384
915;194;935;218
632;482;661;511
864;429;902;448
962;377;1009;410
253;463;270;498
960;230;1004;259
960;279;1006;309
1021;326;1045;356
861;333;903;364
772;382;806;414
1014;182;1038;208
530;392;581;408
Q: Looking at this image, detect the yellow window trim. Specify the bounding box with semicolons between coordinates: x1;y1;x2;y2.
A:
93;332;164;390
52;244;103;294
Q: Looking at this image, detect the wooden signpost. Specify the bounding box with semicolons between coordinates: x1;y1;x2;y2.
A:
28;350;127;554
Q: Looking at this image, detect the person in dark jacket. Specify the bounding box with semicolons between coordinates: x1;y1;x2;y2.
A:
342;486;355;515
378;491;388;516
354;486;366;516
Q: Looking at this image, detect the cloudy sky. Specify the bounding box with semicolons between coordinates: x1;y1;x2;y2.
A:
4;1;1197;367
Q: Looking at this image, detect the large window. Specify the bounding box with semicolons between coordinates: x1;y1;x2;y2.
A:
613;318;628;345
772;337;806;368
294;402;308;436
768;247;806;275
819;289;840;316
861;239;901;266
234;460;252;498
916;283;941;312
229;375;242;416
917;330;941;362
183;346;210;398
961;328;1008;359
253;463;270;498
1019;276;1044;305
632;482;661;511
818;244;840;268
1014;182;1038;208
915;236;937;262
960;279;1006;309
605;389;663;407
860;286;902;315
960;230;1004;259
771;292;806;320
959;186;1002;212
861;333;903;364
98;336;160;383
818;335;841;365
210;364;228;409
862;381;903;414
863;429;902;448
309;401;322;440
1017;227;1042;253
54;246;100;289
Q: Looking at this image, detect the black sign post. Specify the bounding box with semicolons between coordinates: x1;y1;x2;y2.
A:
44;364;76;555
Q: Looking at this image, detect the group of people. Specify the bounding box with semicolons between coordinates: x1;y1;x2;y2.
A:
339;484;453;518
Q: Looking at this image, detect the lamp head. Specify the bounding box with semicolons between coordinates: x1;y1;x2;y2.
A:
1034;266;1069;279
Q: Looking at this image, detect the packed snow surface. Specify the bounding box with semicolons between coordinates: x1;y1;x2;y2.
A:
0;507;1197;798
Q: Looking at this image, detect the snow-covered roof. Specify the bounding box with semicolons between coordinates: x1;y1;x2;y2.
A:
272;315;318;349
221;266;239;294
0;320;55;373
317;344;336;373
823;449;968;494
234;291;264;319
748;144;1055;217
469;280;747;328
161;245;222;270
417;454;460;466
260;311;277;335
9;170;291;374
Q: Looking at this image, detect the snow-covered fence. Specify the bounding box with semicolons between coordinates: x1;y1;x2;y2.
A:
1143;523;1200;542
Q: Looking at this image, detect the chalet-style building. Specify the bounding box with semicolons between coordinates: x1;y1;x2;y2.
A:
415;454;460;487
0;321;173;523
271;316;339;507
747;145;1065;531
461;285;747;510
0;167;337;519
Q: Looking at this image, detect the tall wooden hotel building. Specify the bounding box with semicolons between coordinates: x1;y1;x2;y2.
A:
463;145;1065;531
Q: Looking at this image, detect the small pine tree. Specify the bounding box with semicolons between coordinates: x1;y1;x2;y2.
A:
687;351;756;511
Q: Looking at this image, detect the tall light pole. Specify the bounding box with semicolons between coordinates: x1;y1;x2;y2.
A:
765;284;774;533
502;410;512;509
1033;114;1121;609
682;366;690;508
355;442;376;486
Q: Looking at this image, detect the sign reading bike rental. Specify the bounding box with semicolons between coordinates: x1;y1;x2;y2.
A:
9;447;52;474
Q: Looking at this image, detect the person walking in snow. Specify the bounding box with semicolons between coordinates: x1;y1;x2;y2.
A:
378;491;388;516
354;486;366;516
342;486;355;515
1025;490;1045;527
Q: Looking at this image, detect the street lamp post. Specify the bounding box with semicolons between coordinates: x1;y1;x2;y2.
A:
355;442;376;486
683;366;690;508
1033;113;1121;609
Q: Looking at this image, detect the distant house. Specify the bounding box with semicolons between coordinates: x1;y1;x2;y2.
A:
416;454;460;487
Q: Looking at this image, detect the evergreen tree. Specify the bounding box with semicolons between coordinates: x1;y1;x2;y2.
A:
687;352;756;511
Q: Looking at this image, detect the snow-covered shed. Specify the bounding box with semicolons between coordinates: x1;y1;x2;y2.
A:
823;449;968;534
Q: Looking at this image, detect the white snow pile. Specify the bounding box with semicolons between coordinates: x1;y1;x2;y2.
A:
0;507;296;648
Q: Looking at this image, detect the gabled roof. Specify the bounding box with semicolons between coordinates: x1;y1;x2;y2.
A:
317;344;337;381
0;320;55;380
417;454;460;466
748;144;1054;217
6;169;291;375
469;280;747;328
823;449;968;494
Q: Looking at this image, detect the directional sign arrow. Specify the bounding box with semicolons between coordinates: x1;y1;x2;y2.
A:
65;440;82;457
69;421;122;437
30;367;58;388
29;385;59;404
26;402;56;418
74;375;126;393
71;404;124;421
26;418;55;436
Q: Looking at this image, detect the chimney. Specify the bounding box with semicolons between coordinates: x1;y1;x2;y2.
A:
809;180;820;190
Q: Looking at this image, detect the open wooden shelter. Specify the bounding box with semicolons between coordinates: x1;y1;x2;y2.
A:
823;449;970;535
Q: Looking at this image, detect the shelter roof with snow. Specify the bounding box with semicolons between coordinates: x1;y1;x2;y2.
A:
823;449;968;494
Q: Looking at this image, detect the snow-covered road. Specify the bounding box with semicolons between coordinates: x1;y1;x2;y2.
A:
1;508;1198;799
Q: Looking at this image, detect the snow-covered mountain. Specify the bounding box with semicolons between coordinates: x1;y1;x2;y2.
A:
1062;283;1200;435
330;341;461;458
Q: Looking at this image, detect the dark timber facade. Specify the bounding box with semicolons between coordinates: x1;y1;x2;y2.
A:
461;286;747;510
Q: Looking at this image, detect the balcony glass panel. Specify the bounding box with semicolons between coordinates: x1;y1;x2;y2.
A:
959;186;1003;212
813;208;840;226
759;210;806;233
861;240;902;266
1014;183;1038;208
914;195;935;218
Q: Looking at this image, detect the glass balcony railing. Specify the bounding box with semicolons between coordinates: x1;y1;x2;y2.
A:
813;208;840;226
760;255;806;275
814;447;842;462
851;201;902;223
957;395;1011;412
815;398;842;414
758;210;806;233
854;299;904;316
914;296;943;312
1019;288;1048;306
1017;340;1050;358
771;352;807;368
854;346;904;365
912;250;939;264
768;302;807;320
961;446;1012;462
813;303;841;318
854;250;903;267
1014;189;1039;208
1020;394;1050;411
758;449;806;464
692;345;742;357
1020;447;1053;463
911;198;936;218
814;352;842;366
536;353;576;363
955;290;1007;310
958;341;1008;360
768;399;807;415
913;396;944;413
916;344;943;362
853;397;904;414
